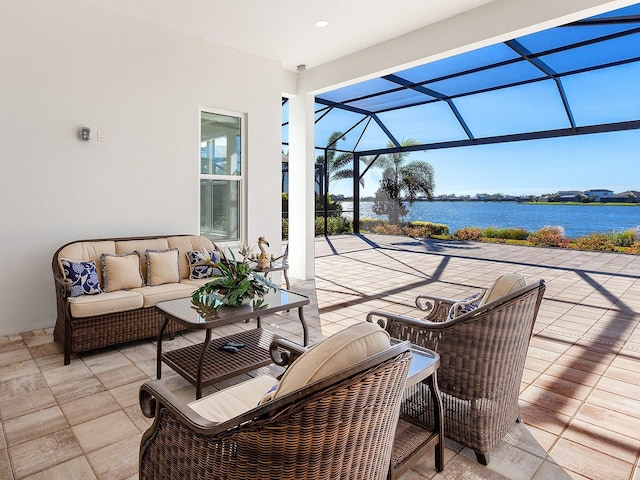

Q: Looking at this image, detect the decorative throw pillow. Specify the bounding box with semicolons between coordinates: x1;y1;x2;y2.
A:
60;259;101;297
101;251;144;292
186;250;221;279
448;292;483;319
145;248;180;286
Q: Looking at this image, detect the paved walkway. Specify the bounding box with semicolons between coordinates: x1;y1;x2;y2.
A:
1;234;639;479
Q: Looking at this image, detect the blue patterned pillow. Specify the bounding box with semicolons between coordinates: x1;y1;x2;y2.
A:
61;259;102;297
448;292;483;319
186;250;222;279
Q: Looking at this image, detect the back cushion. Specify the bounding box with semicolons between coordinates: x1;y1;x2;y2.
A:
479;273;527;306
273;322;391;399
116;238;169;281
167;235;215;279
56;241;116;288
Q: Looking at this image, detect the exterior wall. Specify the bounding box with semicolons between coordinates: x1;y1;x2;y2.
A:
0;0;283;335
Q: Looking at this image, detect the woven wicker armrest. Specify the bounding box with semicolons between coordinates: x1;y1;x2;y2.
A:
269;337;308;367
414;294;456;321
139;380;221;431
367;310;441;331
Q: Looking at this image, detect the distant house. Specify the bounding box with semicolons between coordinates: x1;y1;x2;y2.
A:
584;189;613;201
600;191;640;203
557;190;583;201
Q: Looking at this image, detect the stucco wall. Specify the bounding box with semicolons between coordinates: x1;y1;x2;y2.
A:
0;0;283;335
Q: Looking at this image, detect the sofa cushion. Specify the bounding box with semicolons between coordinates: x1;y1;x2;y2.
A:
187;375;278;423
116;238;169;280
186;250;221;279
271;322;390;400
167;236;216;279
145;249;180;286
101;252;144;292
60;259;102;297
130;283;197;307
68;290;144;318
479;273;527;306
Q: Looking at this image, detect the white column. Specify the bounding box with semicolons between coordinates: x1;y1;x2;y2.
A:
287;93;316;280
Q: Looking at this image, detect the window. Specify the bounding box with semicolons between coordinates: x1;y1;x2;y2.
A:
200;109;244;242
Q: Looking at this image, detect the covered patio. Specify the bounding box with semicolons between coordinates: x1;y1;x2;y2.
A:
2;236;639;479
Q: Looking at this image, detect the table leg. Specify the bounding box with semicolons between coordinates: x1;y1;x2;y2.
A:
298;306;308;346
427;373;444;472
196;329;212;399
283;268;290;290
156;318;169;379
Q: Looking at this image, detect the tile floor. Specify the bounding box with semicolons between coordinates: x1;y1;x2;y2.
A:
2;234;640;479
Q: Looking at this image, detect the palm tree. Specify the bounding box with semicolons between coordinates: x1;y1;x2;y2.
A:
316;131;369;189
372;138;435;224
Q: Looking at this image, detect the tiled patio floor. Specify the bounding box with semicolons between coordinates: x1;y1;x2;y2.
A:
2;234;640;479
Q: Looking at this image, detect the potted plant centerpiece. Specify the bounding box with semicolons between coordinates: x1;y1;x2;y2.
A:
191;244;277;318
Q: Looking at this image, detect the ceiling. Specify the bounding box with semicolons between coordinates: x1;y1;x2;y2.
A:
79;0;496;71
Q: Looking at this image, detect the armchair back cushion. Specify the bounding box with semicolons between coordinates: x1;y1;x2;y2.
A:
273;322;390;399
479;273;527;306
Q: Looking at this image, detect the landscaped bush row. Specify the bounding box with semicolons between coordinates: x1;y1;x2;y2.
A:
284;216;640;254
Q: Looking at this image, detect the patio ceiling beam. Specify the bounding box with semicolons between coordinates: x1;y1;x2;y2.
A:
315;97;400;147
352;119;640;157
382;74;475;141
505;39;577;130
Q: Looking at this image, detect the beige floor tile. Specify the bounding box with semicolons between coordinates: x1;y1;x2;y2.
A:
59;391;121;426
8;429;82;480
72;411;139;453
86;435;140;480
550;438;633;480
0;387;57;421
22;456;96;480
3;406;68;447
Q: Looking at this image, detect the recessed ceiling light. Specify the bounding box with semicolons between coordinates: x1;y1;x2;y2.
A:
314;20;329;28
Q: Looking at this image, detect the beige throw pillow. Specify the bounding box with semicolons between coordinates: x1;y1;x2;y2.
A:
146;248;180;286
101;251;144;292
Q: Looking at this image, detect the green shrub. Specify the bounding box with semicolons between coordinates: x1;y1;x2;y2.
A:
482;226;530;240
281;218;289;240
358;218;384;232
314;216;351;236
611;229;638;247
574;233;616;252
407;221;450;237
629;242;640;255
372;223;404;235
453;227;483;241
528;226;568;248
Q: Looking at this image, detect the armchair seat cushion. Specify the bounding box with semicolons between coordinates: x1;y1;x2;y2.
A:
188;374;278;423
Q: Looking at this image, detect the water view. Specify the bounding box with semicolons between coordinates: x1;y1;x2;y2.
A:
339;201;640;238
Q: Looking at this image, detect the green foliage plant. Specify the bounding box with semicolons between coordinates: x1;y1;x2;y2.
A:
191;246;277;316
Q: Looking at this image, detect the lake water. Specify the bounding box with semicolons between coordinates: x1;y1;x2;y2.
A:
339;201;640;238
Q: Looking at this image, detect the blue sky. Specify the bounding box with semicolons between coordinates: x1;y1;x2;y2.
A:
326;129;640;198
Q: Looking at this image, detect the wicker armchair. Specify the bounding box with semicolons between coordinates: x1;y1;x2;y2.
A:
367;276;545;465
139;324;412;480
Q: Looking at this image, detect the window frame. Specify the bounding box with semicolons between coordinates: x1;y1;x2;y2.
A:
198;107;247;245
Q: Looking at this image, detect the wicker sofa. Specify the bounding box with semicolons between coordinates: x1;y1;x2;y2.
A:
53;234;216;365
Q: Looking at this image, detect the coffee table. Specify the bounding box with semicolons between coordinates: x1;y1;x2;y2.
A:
155;289;309;399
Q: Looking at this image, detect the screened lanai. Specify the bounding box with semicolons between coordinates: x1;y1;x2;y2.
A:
282;2;640;232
